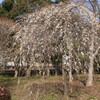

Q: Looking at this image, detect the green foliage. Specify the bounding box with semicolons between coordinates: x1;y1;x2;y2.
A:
0;7;5;14
51;52;62;68
88;96;97;100
40;92;63;100
0;75;15;82
0;0;69;19
2;0;13;12
0;0;49;18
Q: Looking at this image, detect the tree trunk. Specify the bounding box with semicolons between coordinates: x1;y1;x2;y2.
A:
86;57;94;86
69;66;73;84
83;68;87;74
47;69;50;76
39;70;42;76
62;68;68;99
55;69;58;76
14;69;18;78
68;51;73;84
86;35;94;86
26;68;31;77
43;71;45;79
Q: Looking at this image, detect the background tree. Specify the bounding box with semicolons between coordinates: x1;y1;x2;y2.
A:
0;17;14;68
14;5;100;100
0;0;70;19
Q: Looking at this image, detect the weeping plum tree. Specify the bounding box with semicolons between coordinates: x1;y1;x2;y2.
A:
15;3;99;99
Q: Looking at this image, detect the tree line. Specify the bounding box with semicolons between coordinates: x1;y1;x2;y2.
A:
0;0;69;19
0;0;99;19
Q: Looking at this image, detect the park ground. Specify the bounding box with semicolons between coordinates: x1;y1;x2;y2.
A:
0;74;100;100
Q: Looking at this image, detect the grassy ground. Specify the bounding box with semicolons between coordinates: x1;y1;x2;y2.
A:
0;75;100;100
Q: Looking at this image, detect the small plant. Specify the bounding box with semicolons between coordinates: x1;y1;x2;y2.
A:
88;96;97;100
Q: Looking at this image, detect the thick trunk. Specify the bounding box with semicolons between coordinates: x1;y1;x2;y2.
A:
14;69;18;78
62;69;68;99
86;57;94;86
86;35;94;86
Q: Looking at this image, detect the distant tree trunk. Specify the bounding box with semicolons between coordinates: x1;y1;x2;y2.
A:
62;68;68;99
47;69;50;76
39;70;42;76
55;69;58;76
14;69;18;78
83;70;87;74
26;68;31;77
43;71;46;79
69;66;73;84
47;63;50;76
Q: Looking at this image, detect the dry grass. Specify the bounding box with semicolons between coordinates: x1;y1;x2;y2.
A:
0;75;100;100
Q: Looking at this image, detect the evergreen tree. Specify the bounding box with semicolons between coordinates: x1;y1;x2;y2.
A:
0;0;70;19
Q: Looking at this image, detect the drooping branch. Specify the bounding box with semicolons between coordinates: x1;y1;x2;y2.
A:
94;46;100;57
